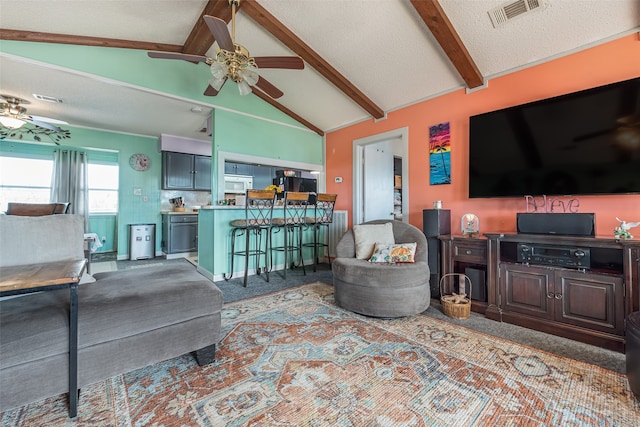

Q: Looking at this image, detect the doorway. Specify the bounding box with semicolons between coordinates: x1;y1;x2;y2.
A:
353;127;409;225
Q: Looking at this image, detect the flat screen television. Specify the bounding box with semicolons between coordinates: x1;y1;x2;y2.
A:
468;77;640;198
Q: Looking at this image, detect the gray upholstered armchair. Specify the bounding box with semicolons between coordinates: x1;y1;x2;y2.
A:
332;219;430;317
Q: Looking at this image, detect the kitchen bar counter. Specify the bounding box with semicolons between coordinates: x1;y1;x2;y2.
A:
161;210;199;215
197;206;315;281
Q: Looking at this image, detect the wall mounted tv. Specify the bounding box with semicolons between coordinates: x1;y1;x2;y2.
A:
468;77;640;198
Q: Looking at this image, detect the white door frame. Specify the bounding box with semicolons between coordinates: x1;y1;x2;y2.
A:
353;127;409;225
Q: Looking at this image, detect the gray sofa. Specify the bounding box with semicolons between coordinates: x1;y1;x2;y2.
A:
0;214;223;412
332;219;430;317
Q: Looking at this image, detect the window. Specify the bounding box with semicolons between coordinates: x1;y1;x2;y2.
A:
88;163;118;214
0;156;53;212
0;154;119;214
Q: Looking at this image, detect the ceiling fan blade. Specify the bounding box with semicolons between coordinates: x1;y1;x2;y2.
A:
254;77;284;99
204;77;228;96
254;56;304;70
31;115;68;125
148;51;208;63
204;85;219;97
203;15;234;52
23;117;64;132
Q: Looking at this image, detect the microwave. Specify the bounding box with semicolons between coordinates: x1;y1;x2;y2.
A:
224;174;253;194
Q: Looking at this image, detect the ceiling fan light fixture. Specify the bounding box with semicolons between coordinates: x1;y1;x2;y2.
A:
210;61;228;81
240;66;259;86
237;80;252;96
1;100;28;129
0;116;26;129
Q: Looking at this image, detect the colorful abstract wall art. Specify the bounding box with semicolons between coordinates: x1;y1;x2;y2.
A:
429;122;451;185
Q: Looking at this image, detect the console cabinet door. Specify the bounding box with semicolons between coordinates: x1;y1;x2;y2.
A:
500;263;554;320
556;270;624;335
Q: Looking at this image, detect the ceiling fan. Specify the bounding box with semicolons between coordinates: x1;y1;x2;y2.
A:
148;0;303;99
0;95;71;144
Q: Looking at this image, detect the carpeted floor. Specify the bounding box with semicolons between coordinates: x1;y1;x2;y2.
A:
2;283;638;426
91;254;626;373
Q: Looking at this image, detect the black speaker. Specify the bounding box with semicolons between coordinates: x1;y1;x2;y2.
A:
423;209;451;299
517;213;595;237
465;267;487;302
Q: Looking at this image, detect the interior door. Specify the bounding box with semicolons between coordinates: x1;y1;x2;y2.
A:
363;141;394;221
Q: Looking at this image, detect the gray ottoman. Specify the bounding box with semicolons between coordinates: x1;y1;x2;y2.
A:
0;262;222;412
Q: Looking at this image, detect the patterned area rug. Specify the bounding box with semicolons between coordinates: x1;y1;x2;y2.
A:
2;282;639;426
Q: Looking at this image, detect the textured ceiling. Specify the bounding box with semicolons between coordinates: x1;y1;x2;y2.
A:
1;0;638;142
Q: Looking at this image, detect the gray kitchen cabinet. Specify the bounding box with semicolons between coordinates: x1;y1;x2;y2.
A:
162;152;211;191
252;164;274;190
224;161;253;176
162;214;198;254
193;155;212;190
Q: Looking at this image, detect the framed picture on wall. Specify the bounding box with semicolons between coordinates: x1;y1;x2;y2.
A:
429;122;451;185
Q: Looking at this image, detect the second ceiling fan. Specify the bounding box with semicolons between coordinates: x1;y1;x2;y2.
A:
148;0;304;99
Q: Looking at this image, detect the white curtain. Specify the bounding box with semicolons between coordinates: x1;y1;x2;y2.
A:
50;149;89;230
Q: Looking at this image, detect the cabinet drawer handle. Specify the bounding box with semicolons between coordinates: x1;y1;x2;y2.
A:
554;294;563;300
465;250;472;255
547;292;555;299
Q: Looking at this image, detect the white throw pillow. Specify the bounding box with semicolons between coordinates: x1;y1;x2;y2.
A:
353;222;395;259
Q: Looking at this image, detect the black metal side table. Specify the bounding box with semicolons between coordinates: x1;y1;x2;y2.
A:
0;259;87;418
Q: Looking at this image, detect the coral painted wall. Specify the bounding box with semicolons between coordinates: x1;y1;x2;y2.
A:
325;34;640;237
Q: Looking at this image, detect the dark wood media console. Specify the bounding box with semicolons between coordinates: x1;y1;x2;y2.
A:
440;233;640;352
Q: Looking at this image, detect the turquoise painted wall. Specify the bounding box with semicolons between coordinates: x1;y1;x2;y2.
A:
2;41;324;258
89;214;117;252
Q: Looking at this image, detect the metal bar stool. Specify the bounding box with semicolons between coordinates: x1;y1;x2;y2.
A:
304;193;337;271
270;191;309;279
223;189;275;287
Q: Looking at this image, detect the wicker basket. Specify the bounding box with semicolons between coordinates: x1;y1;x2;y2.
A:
439;273;472;319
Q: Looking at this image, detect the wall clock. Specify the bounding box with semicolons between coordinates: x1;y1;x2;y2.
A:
129;153;150;171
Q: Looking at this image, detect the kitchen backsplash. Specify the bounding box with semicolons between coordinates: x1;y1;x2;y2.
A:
160;190;212;211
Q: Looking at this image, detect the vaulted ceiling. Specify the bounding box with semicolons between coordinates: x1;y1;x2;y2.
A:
1;0;638;141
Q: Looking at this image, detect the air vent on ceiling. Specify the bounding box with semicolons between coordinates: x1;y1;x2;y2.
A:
488;0;541;28
33;94;63;103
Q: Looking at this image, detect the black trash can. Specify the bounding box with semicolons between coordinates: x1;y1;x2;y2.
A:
627;311;640;401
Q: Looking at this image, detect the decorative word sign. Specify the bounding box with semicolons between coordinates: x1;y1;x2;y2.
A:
524;195;580;213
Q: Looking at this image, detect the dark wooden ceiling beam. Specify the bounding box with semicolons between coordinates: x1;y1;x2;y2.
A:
182;0;232;55
0;29;182;52
241;0;384;120
410;0;484;89
251;88;324;136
